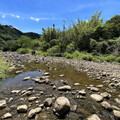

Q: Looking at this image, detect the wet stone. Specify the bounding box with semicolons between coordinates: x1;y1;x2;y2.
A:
23;76;30;80
0;100;6;109
44;98;52;107
113;110;120;118
101;101;112;110
90;94;103;102
87;114;101;120
17;105;28;113
1;113;12;119
58;85;71;91
54;96;70;116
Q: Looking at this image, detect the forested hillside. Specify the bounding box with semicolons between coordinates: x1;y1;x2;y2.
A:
1;12;120;62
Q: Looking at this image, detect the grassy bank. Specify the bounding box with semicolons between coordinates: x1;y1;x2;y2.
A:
0;56;11;80
17;48;120;63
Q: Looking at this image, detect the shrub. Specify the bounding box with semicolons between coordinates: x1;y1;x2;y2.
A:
116;57;120;63
47;45;61;56
104;55;116;62
17;48;32;54
66;42;75;53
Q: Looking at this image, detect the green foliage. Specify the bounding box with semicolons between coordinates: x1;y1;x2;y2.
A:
1;11;120;63
47;45;61;56
66;42;75;53
17;48;32;54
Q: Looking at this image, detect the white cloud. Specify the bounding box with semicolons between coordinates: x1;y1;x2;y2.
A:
10;14;20;19
30;17;40;22
16;15;20;19
2;15;5;18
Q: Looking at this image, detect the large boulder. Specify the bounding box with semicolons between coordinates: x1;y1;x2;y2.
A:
58;85;71;91
44;98;52;107
17;105;28;113
54;96;70;116
0;100;6;109
90;94;103;102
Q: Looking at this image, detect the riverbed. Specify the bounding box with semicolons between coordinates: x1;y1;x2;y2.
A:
0;52;120;120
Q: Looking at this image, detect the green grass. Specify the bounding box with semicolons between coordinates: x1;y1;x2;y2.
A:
64;51;120;63
0;57;11;79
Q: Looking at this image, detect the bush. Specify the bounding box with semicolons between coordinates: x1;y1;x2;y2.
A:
116;57;120;63
47;45;61;56
17;48;32;54
66;42;75;53
64;52;73;59
104;55;116;62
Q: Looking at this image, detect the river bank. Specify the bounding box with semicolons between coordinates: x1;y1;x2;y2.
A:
0;52;120;120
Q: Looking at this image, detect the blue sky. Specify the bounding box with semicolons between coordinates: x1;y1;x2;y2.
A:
0;0;120;34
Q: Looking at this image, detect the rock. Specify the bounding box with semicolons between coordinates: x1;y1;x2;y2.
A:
113;110;120;118
111;105;120;111
87;114;101;120
1;113;12;119
90;94;103;102
97;85;103;88
100;92;111;98
0;100;6;109
59;74;64;77
11;90;20;94
78;89;86;95
52;85;56;90
114;98;120;104
54;96;70;116
70;105;77;112
22;91;32;96
44;98;52;107
15;71;22;74
74;83;80;86
28;97;37;102
89;87;99;92
43;72;49;76
28;108;42;118
17;105;28;113
58;85;71;91
101;101;112;110
8;98;13;103
23;76;30;80
28;87;34;90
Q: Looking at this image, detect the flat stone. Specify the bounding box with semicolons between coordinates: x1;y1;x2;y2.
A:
112;105;120;111
114;98;120;104
74;83;80;86
28;97;37;102
43;72;49;76
87;114;101;120
17;105;28;113
1;113;12;119
28;107;42;118
100;92;111;98
0;100;6;109
58;85;71;91
89;87;99;92
11;90;20;94
101;101;112;110
90;94;103;102
113;110;120;118
23;76;30;80
78;89;86;95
